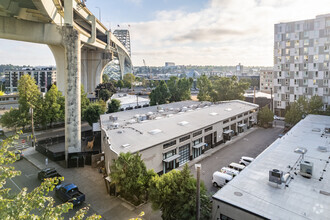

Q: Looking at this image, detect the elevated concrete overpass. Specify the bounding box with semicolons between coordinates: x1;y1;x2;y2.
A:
0;0;133;164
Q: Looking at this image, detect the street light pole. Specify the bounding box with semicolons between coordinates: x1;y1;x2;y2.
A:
195;164;201;220
95;7;101;22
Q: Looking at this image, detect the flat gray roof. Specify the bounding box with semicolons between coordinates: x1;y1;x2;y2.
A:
213;114;330;219
100;100;258;154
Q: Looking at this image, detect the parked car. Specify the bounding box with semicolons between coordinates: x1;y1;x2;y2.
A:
228;162;246;172
212;171;233;187
38;167;62;181
239;156;254;166
220;167;240;177
55;183;85;206
14;150;24;160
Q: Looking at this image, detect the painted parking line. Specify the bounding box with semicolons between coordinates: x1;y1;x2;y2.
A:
9;178;21;191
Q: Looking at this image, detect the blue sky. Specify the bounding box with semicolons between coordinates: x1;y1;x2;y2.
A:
1;0;330;67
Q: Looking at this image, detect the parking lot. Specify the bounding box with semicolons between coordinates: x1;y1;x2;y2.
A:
189;126;283;194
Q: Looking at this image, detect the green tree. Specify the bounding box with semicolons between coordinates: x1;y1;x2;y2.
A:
210;76;249;102
18;75;40;138
257;106;274;127
102;74;110;83
285;102;304;126
107;99;121;113
0;134;101;219
149;80;170;106
149;164;211;220
308;95;323;114
43;85;64;127
116;80;124;90
110;152;156;205
123;73;136;89
0;108;20;130
98;89;112;102
197;75;212;101
81;85;90;115
167;77;192;102
82;103;104;126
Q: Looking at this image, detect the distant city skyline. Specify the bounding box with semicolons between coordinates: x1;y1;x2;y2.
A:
1;0;330;67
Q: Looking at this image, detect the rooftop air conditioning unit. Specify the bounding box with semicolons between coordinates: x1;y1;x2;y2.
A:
300;161;313;178
269;169;283;184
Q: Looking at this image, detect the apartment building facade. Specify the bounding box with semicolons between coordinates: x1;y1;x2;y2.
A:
259;69;273;94
5;67;56;93
274;14;330;116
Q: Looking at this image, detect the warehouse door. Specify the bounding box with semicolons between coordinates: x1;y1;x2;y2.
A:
204;133;212;151
179;144;190;166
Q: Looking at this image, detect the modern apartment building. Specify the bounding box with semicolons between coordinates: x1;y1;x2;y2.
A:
259;69;273;93
274;14;330;116
5;67;56;93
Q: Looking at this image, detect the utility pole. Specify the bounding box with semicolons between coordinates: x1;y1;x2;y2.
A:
95;7;101;22
270;87;273;112
253;86;256;104
195;164;201;220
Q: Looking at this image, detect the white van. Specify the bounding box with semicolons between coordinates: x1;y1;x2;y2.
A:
212;171;233;187
239;156;254;166
220;167;240;177
228;162;245;172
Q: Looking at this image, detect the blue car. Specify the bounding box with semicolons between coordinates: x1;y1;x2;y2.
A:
55;183;85;206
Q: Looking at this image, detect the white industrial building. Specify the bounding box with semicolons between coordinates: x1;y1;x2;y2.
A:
212;114;330;220
110;93;150;110
100;100;258;175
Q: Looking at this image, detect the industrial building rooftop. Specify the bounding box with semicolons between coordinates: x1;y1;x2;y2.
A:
100;100;258;154
212;114;330;219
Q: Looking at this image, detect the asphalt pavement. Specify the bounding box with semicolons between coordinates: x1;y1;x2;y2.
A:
188;126;284;194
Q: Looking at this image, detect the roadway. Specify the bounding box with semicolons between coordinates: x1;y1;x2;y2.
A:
190;126;284;194
4;159;97;218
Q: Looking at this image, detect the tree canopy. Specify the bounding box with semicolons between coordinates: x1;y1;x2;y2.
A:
109;152;156;205
257;106;274;127
197;75;212;101
149;80;170;106
123;73;136;89
98;89;112;102
167;77;192;102
0;133;100;219
210;76;249;102
149;164;211;220
107;99;121;113
82;102;105;126
102;74;110;83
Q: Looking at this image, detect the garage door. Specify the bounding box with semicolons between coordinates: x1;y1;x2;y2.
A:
179;144;190;166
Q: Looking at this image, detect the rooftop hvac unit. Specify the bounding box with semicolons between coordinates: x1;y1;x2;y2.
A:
325;127;330;134
269;169;283;184
300;161;313;178
109;116;118;121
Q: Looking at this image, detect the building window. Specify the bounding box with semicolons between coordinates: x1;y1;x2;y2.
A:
279;72;282;77
324;80;328;85
285;94;289;100
223;119;229;124
163;149;176;159
315;88;318;93
204;126;213;132
277;101;281;107
193;130;202;137
326;71;329;78
314;63;317;68
294;95;297;100
304;39;309;46
179;135;190;142
294;79;298;85
304;71;308;77
305;88;308;93
325;54;329;61
286;41;290;47
231;117;236;121
314;55;318;61
303;79;307;85
163;140;176;149
315;71;318;77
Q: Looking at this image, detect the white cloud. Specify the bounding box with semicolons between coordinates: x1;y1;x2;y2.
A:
130;0;330;66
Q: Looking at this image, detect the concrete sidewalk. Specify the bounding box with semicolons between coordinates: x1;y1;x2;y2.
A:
23;147;161;220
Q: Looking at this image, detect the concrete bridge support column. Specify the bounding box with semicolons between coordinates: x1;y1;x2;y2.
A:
118;53;125;80
63;25;81;164
81;49;112;93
